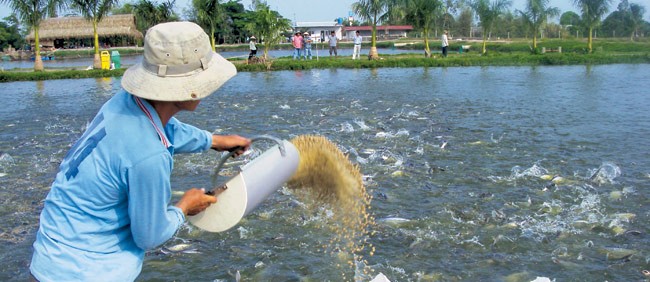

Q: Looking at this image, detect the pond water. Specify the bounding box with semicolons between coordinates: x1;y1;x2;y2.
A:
0;47;422;70
1;64;649;281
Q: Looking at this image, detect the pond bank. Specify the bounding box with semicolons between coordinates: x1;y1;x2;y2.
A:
1;52;649;82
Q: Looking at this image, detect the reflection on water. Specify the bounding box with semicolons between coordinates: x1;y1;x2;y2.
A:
1;65;649;281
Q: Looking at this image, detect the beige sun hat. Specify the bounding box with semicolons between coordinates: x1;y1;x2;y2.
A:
121;21;236;101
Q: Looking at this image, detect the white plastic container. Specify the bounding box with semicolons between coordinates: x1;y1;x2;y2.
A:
189;138;299;232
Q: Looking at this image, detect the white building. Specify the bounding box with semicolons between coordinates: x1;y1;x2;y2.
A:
294;22;343;43
343;25;414;41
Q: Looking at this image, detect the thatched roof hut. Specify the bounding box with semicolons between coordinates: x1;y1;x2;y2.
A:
26;14;143;47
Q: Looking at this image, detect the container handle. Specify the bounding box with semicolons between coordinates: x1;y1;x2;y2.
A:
211;135;286;187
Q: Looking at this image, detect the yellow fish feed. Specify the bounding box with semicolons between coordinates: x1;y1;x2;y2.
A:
288;135;375;279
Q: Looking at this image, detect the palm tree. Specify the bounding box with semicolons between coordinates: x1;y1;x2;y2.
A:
1;0;64;71
69;0;120;69
352;0;392;59
573;0;612;53
245;0;291;59
470;0;511;54
193;0;225;51
518;0;559;50
393;0;443;57
132;0;179;33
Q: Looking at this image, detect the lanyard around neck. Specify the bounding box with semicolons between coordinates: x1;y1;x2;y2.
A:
134;96;170;148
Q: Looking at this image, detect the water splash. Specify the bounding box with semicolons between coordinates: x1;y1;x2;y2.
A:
511;163;549;179
353;119;371;131
341;122;355;133
589;162;621;185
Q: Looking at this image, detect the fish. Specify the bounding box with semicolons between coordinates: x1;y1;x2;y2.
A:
589;166;603;181
161;244;201;255
598;246;636;260
377;217;411;226
553;257;582;269
540;174;554;181
611;213;636;221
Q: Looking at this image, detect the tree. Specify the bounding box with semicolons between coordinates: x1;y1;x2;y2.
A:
111;2;135;14
1;0;64;71
220;0;249;44
245;0;291;59
193;0;225;51
493;10;524;38
441;0;461;30
456;7;473;37
573;0;613;53
629;3;646;40
602;3;631;38
470;0;511;54
352;0;392;59
69;0;120;69
131;0;179;34
518;0;559;50
185;0;253;44
0;15;25;50
393;0;443;57
560;11;582;37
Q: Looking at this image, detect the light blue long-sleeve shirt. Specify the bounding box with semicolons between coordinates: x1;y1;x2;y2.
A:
30;90;213;281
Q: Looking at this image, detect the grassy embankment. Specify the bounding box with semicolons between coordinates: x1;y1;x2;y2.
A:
1;38;648;82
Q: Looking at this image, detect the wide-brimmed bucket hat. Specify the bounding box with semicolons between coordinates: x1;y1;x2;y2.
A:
121;21;236;101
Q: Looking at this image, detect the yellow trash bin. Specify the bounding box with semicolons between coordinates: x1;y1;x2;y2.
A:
100;51;110;70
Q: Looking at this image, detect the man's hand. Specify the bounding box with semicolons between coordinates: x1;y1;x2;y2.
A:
175;188;217;216
211;135;251;157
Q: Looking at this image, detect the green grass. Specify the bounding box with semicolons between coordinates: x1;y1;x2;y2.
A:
0;69;126;82
237;52;650;71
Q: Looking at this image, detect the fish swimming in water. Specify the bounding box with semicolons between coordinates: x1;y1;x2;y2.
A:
377;217;411;227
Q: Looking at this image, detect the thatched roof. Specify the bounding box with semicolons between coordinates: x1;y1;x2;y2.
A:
26;14;143;42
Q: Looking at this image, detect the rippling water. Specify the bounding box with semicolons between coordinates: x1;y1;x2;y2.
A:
1;65;649;281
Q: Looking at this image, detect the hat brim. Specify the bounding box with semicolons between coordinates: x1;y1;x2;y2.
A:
121;52;236;101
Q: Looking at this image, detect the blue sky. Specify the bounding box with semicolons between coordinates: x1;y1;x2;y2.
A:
2;0;650;24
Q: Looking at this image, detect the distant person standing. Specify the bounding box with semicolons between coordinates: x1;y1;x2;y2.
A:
248;36;257;60
441;30;449;57
328;31;338;57
303;32;313;60
352;31;362;60
292;32;303;60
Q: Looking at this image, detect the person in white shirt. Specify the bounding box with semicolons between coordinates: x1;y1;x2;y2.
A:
441;30;449;57
328;31;338;57
248;36;257;60
352;31;362;60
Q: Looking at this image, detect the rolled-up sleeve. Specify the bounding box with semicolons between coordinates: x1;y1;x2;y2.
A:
127;153;184;250
168;118;212;153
